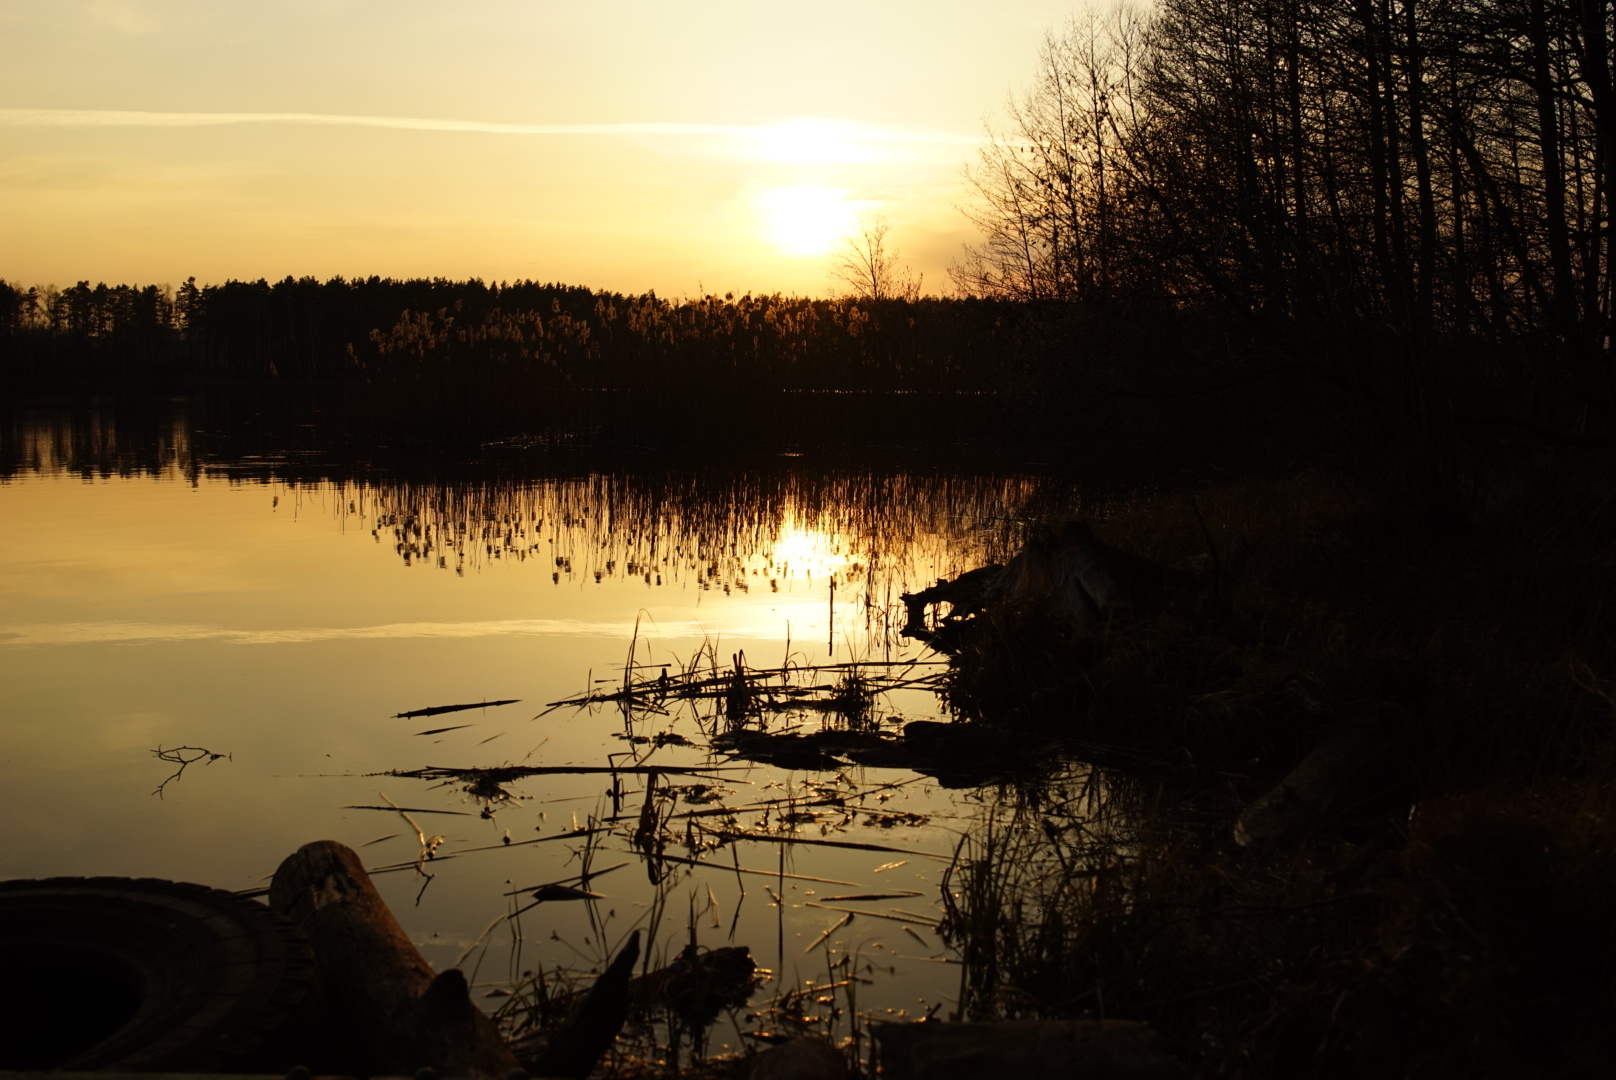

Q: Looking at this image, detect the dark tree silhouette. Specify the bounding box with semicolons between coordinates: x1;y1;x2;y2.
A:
831;215;923;301
957;0;1615;445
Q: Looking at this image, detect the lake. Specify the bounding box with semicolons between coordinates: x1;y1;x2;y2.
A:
1;394;1084;1058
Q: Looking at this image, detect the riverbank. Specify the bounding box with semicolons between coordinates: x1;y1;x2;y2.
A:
903;459;1616;1077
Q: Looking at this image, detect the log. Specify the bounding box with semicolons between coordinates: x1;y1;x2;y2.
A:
711;724;1057;786
874;1019;1185;1080
900;564;1006;635
508;941;754;1071
901;521;1212;647
268;840;518;1079
1233;703;1416;849
746;1035;849;1079
626;943;756;1029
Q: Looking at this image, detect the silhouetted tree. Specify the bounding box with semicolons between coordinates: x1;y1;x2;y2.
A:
832;215;923;301
957;0;1615;443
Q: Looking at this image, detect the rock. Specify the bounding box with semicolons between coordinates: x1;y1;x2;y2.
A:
874;1019;1185;1080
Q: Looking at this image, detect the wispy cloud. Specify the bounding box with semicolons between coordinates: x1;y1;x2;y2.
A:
0;109;981;148
0;616;793;647
0;108;746;137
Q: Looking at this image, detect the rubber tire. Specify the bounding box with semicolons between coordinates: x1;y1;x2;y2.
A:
0;876;318;1071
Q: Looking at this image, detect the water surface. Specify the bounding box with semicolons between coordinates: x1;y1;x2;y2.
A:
2;397;1059;1040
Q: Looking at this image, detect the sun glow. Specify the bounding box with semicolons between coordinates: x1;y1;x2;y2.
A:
768;520;852;580
752;119;880;164
754;185;860;257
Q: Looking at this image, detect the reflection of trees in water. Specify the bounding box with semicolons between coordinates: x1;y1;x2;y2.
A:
2;401;197;480
2;396;1045;618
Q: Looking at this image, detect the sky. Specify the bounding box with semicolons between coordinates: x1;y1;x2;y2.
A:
0;0;1091;298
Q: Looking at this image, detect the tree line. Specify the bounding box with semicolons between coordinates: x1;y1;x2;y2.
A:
0;275;1032;394
957;0;1614;447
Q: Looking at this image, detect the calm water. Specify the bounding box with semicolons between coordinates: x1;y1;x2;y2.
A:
1;397;1064;1041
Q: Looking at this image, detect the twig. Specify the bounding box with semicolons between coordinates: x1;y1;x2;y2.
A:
379;791;443;891
150;745;230;799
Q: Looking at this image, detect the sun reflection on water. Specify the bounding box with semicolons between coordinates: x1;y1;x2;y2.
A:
766;516;853;580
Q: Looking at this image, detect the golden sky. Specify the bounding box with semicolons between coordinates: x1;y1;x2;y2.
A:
0;0;1086;297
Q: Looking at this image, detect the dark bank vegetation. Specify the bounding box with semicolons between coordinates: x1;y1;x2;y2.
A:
910;3;1616;1070
904;464;1616;1078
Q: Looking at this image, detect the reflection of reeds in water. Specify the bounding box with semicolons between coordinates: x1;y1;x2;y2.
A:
465;647;964;1076
938;767;1149;1021
320;468;1040;606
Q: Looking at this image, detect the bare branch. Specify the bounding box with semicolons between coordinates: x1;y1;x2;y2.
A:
150;744;230;798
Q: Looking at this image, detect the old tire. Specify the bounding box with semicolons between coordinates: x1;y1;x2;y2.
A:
0;876;318;1071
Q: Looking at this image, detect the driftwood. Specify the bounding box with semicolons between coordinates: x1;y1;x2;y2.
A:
900;563;1006;635
901;520;1216;652
625;943;756;1029
874;1019;1186;1080
268;840;518;1079
1234;702;1418;849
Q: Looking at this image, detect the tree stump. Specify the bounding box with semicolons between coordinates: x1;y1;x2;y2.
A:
268;840;518;1079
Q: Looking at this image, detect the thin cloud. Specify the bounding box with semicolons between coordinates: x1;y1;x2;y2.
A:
0;616;793;647
0;108;982;147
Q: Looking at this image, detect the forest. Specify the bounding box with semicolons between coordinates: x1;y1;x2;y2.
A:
5;2;1611;471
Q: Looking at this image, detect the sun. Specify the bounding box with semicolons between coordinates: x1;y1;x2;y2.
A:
754;185;859;257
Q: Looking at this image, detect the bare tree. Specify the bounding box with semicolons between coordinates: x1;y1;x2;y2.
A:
952;6;1151;301
832;215;924;301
